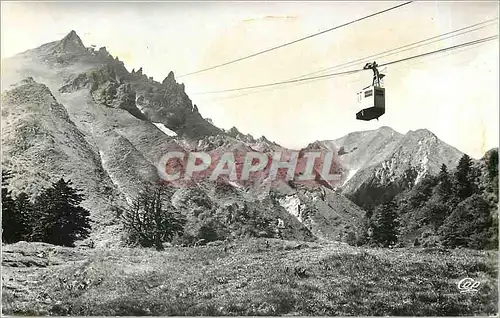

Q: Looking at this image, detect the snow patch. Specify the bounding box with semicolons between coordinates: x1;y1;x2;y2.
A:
153;122;177;136
135;95;144;111
342;168;359;186
278;195;302;222
421;155;429;165
228;180;243;189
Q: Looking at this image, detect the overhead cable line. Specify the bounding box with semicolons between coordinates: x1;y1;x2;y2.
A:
193;69;359;95
378;34;497;68
290;17;498;80
193;18;497;102
202;18;497;101
191;34;498;95
178;1;413;78
200;40;494;103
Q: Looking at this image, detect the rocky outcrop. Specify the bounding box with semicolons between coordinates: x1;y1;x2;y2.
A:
226;126;256;143
124;69;221;138
59;65;147;120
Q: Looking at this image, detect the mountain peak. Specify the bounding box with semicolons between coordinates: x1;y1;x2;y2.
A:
378;126;395;132
406;128;437;139
56;30;86;53
258;135;270;142
228;126;240;135
66;30;79;38
62;30;83;44
20;76;36;85
303;140;328;151
162;71;176;86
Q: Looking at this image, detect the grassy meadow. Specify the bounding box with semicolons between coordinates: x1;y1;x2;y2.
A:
1;239;497;316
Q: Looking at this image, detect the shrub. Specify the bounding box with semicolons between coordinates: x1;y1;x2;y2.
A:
122;184;186;250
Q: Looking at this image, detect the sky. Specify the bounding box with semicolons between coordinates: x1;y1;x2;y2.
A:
1;1;499;158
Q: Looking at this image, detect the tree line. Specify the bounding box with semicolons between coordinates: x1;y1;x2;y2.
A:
2;169;92;247
6;151;494;251
2;168;279;251
345;151;499;249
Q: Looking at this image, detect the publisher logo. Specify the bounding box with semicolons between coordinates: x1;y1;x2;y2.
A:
457;278;480;293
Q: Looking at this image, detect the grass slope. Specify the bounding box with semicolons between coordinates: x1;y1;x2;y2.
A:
2;240;497;316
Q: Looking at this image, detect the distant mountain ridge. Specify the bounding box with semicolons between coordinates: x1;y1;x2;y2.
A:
0;30;480;245
316;126;465;209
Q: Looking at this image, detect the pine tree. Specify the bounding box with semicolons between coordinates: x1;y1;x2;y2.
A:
487;149;498;180
486;150;499;202
370;200;399;247
31;179;91;247
2;169;23;243
454;154;475;200
15;192;34;240
436;164;453;201
484;150;499;248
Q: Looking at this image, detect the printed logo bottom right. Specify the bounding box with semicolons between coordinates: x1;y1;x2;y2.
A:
457;277;481;293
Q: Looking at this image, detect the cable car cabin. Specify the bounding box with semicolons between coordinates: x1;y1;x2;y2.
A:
356;85;385;121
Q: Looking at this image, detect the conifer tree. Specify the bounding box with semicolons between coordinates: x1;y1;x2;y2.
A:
31;179;91;247
487;149;498;180
436;164;453;200
454;154;475;199
2;169;22;243
15;192;34;240
486;150;499;200
370;200;399;247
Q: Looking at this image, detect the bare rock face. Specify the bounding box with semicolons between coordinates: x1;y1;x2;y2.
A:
59;65;146;120
131;70;221;138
